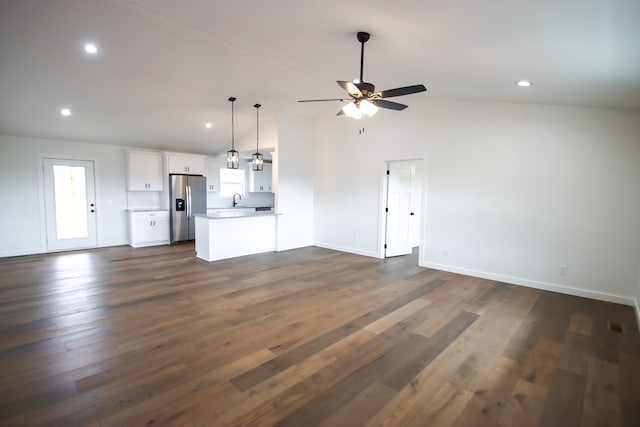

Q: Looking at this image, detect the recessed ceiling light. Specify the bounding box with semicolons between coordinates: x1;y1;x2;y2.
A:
516;80;532;87
60;108;72;117
83;43;98;55
204;122;213;129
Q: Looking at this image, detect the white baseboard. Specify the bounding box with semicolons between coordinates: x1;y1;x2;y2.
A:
0;240;129;259
313;242;381;259
420;261;637;308
635;298;640;331
0;247;46;258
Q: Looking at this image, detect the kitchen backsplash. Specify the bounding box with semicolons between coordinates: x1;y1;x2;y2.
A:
127;191;162;209
207;191;274;208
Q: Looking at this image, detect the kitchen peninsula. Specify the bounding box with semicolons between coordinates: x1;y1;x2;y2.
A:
194;210;278;262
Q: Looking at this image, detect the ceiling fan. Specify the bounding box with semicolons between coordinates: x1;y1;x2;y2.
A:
298;31;427;119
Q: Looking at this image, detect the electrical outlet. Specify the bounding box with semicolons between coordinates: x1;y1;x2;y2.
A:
559;264;568;276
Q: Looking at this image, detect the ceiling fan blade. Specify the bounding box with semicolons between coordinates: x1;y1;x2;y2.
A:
375;99;408;111
378;84;427;99
298;98;347;103
337;81;362;98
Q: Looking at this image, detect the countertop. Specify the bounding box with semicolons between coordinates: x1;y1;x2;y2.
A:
195;212;279;220
207;206;274;211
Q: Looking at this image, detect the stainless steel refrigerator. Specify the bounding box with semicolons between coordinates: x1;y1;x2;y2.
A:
169;174;207;243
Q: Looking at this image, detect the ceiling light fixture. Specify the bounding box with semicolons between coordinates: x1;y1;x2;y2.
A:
83;43;98;55
252;104;263;172
60;108;71;117
204;122;212;129
516;80;532;87
342;99;378;119
226;97;239;169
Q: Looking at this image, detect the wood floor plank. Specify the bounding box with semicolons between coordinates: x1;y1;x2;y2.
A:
537;369;587;427
498;379;548;427
618;352;640;427
275;311;478;426
0;244;638;426
451;355;523;427
582;357;621;427
230;278;447;391
318;381;396;427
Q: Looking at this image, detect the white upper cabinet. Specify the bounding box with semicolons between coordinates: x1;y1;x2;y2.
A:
249;162;272;192
167;153;205;175
205;156;226;192
126;150;164;191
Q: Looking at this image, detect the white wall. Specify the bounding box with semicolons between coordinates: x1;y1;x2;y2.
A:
314;99;640;304
275;113;314;251
0;134;129;257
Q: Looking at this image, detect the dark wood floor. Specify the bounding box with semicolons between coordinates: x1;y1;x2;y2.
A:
0;244;639;426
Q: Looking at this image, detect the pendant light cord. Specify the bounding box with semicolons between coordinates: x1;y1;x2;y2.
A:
254;103;261;151
229;96;236;150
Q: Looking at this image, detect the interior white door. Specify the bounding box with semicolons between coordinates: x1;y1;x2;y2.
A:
43;158;97;251
385;163;413;257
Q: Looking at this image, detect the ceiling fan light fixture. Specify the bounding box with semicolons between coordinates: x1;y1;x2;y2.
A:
342;102;362;119
298;31;425;117
342;100;378;119
360;99;379;117
226;97;239;169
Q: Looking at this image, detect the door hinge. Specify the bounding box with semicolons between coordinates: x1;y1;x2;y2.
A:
384;244;387;249
385;207;389;213
386;170;390;175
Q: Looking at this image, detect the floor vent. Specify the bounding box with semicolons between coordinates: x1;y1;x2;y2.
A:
607;321;625;334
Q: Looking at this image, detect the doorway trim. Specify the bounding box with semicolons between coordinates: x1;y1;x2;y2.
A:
38;156;99;252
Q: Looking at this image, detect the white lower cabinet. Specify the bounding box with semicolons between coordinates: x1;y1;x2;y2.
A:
128;211;170;248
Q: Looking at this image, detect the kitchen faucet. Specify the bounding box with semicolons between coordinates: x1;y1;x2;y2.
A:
232;193;242;207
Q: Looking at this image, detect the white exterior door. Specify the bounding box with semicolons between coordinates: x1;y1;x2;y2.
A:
385;163;413;257
43;158;97;251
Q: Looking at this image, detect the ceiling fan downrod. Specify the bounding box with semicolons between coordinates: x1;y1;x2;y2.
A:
357;31;370;83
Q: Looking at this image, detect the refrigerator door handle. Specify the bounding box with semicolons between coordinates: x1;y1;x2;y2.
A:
186;185;191;218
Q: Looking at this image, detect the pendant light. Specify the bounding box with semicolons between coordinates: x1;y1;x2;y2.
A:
252;103;263;171
226;97;239;169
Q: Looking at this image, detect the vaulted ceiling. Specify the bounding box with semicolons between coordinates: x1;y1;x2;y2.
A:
1;0;638;154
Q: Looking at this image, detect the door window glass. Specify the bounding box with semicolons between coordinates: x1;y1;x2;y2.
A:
52;165;88;239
